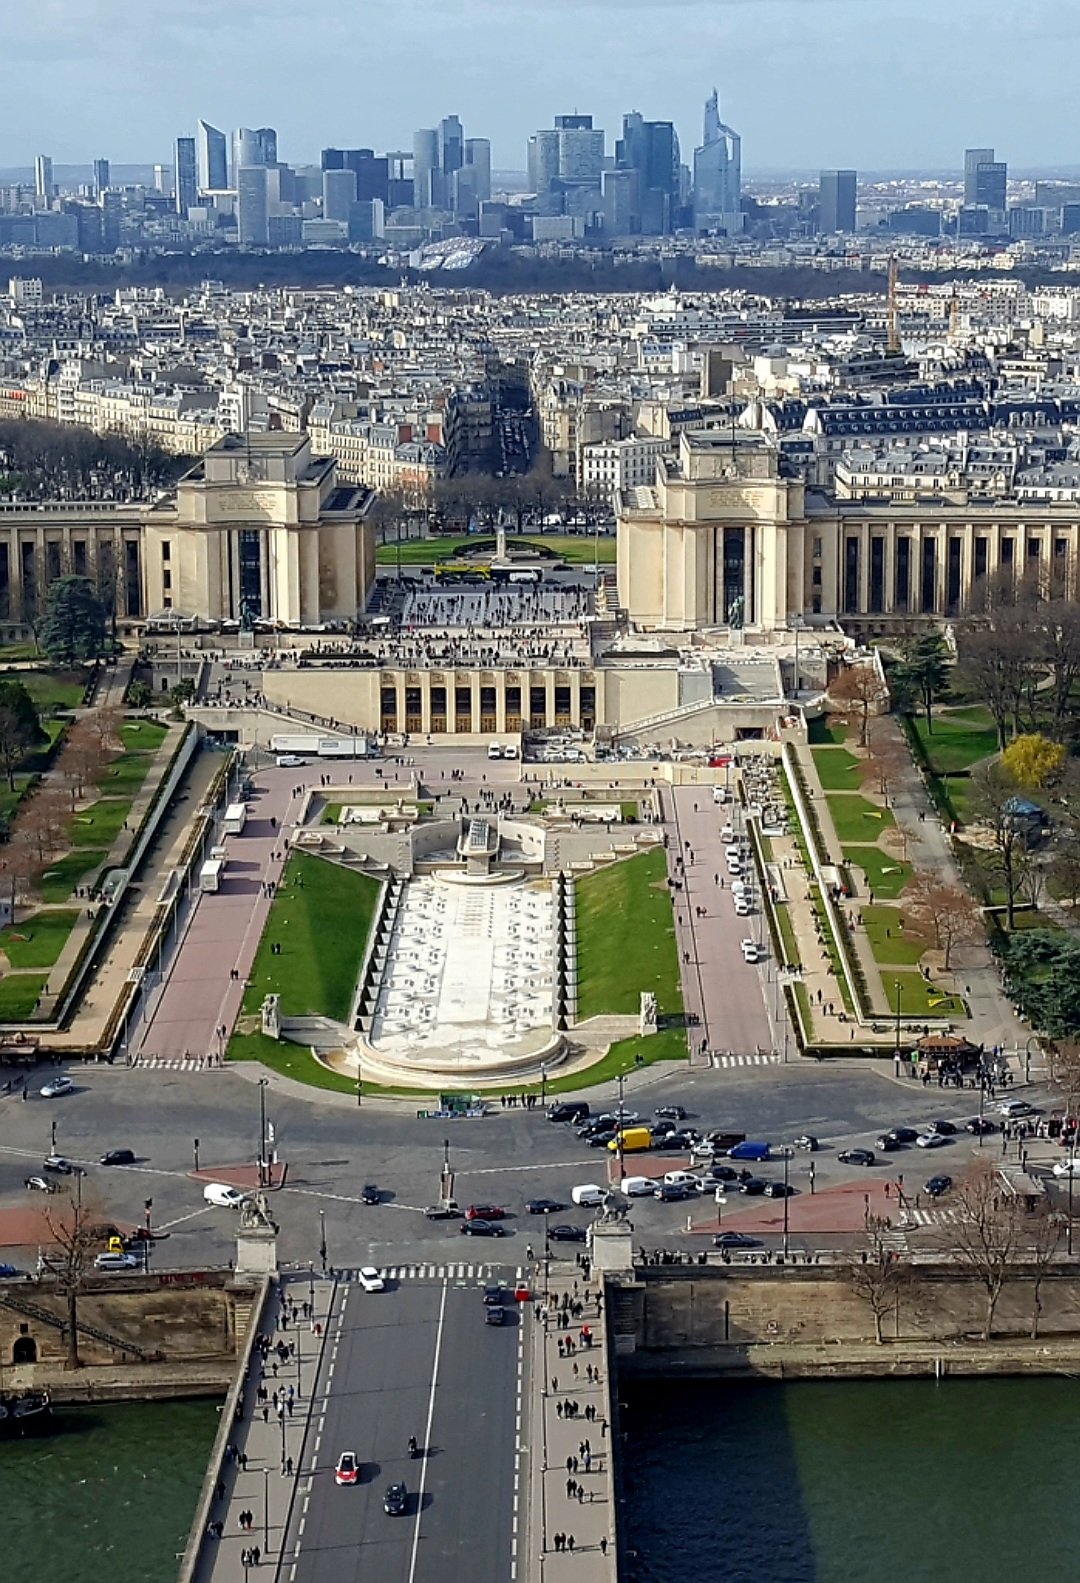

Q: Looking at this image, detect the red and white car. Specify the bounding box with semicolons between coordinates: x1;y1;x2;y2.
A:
464;1204;507;1221
335;1451;359;1486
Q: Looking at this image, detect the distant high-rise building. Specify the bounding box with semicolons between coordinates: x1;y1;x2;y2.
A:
323;167;357;223
236;166;269;246
34;155;53;202
975;160;1007;213
464;139;491;204
616;112;679;233
964;147;995;207
603;168;640;235
413;128;441;208
232;128;277;184
92;158;110;198
693;89;741;233
819;169;857;233
556;120;604;184
153;164;171;196
438;116;464;181
175;137;198;217
197;121;228;191
321;149;388;204
527;131;560;196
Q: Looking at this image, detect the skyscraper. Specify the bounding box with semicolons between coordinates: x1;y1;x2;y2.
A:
464;139;491;204
819;169;857;233
197;121;228;191
527;131;560;197
92;158;110;198
323;167;357;223
413;128;440;208
693;89;741;233
232;128;277;183
34;155;53;202
438;116;464;182
175;137;198;217
236;166;269;245
964;147;995;207
616;112;680;233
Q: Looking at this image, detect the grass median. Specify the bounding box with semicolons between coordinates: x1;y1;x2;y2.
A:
575;848;682;1021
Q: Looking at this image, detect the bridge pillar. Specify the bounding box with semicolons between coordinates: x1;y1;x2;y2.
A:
587;1220;634;1274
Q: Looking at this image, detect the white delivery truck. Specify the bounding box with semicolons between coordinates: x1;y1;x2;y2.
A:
269;734;376;760
199;858;224;893
223;802;247;836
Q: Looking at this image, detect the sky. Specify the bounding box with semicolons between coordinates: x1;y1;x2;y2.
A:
4;0;1079;174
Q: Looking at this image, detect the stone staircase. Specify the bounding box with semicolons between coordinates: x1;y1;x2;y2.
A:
0;1287;164;1361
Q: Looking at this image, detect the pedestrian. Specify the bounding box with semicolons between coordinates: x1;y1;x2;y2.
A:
252;1546;260;1566
601;1537;608;1556
567;1535;575;1553
567;1477;575;1498
286;1455;294;1475
566;1454;573;1473
556;1401;564;1418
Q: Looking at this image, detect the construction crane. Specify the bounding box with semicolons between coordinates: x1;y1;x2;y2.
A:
886;257;901;356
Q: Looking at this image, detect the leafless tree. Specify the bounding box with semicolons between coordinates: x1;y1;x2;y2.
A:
829;663;889;748
861;722;911;806
904;872;984;971
1025;1204;1065;1340
42;1182;104;1370
968;760;1029;930
955;611;1035;751
847;1213;912;1344
941;1164;1025;1340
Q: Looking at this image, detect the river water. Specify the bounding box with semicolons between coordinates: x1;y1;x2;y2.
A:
621;1377;1080;1583
0;1398;220;1583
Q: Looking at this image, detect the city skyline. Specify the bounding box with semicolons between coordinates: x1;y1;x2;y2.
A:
2;0;1077;170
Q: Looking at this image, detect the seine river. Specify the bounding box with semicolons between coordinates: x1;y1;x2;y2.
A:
0;1398;220;1583
621;1376;1080;1583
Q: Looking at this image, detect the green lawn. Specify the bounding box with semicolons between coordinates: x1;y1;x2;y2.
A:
794;981;815;1040
38;848;108;903
69;797;133;847
774;903;800;969
811;748;863;791
17;671;87;713
884;970;966;1020
241;852;380;1022
575;848;682;1020
862;904;926;967
97;753;158;795
808;716;850;745
375;534;616;566
0;910;79;968
842;845;912;901
825;794;895;844
119;721;168;751
0;973;48;1020
909;709;998;776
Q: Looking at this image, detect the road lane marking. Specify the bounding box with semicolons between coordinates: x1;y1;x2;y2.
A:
407;1277;449;1583
154;1205;215;1231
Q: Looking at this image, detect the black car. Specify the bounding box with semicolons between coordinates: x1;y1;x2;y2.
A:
874;1134;901;1153
655;1105;687;1121
460;1220;505;1237
657;1132;694;1152
888;1127;919;1144
738;1178;768;1195
525;1198;563;1215
483;1282;507;1307
713;1232;760;1248
100;1148;135;1167
548;1224;587;1243
925;1175;953;1198
707;1164;739;1183
588;1131;617;1149
383;1483;407;1516
577;1116;617;1138
549;1102;589;1124
484;1305;507;1325
792;1134;819;1152
763;1181;794;1198
42;1156;82;1175
965;1117;997;1135
838;1149;876;1166
929;1119;957;1136
362;1184;381;1205
649;1120;676;1138
656;1183;694;1201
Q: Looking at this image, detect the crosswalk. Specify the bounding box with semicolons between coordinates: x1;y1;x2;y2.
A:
338;1263;517;1284
908;1206;963;1227
714;1052;782;1070
129;1055;220;1071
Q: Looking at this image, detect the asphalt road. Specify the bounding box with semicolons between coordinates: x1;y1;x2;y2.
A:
292;1274;523;1583
0;1060;1053;1271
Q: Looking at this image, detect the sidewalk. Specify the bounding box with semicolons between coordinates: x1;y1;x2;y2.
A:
195;1274;332;1583
529;1263;618;1581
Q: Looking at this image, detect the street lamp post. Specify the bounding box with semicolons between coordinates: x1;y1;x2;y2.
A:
616;1073;626;1183
894;979;903;1074
257;1078;269;1189
50;1119;57;1153
318;1209;327;1275
808;1160;816;1196
308;1262;315;1311
715;1190;726;1229
193;1137;200;1172
263;1465;270;1554
782;1149;791;1259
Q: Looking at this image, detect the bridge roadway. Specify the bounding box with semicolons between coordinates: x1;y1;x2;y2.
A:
285;1266;526;1583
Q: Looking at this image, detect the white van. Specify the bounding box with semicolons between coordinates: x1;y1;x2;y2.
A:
571;1184;605;1207
662;1171;698;1189
203;1182;248;1209
487;743;503;760
621;1176;660;1197
724;844;742;861
712;787;728;805
720;825;735;843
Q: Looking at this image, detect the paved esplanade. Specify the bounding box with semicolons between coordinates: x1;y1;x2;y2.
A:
284;1265;525;1583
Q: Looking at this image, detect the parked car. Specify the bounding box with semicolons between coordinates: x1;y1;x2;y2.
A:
465;1205;507;1221
740;941;760;963
924;1175;953;1198
656;1183;694;1202
549;1102;590;1124
916;1132;946;1149
713;1232;760;1248
93;1252;140;1271
276;754;305;768
727;1141;771;1162
0;1264;20;1278
460;1219;505;1237
655;1105;687;1121
424;1202;461;1219
792;1135;819;1152
100;1148;135;1166
203;1183;247;1209
965;1117;997;1135
525;1198;564;1215
361;1184;381;1205
588;1131;618;1149
621;1177;660;1198
656;1132;695;1152
548;1224;588;1243
887;1127;919;1144
662;1171;698;1189
997;1099;1034;1118
571;1185;605;1208
763;1181;794;1198
335;1452;359;1486
928;1120;957;1136
356;1267;385;1292
739;1177;769;1195
39;1076;74;1099
838;1149;876;1166
43;1155;83;1175
24;1175;56;1193
874;1135;901;1153
706;1164;739;1183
